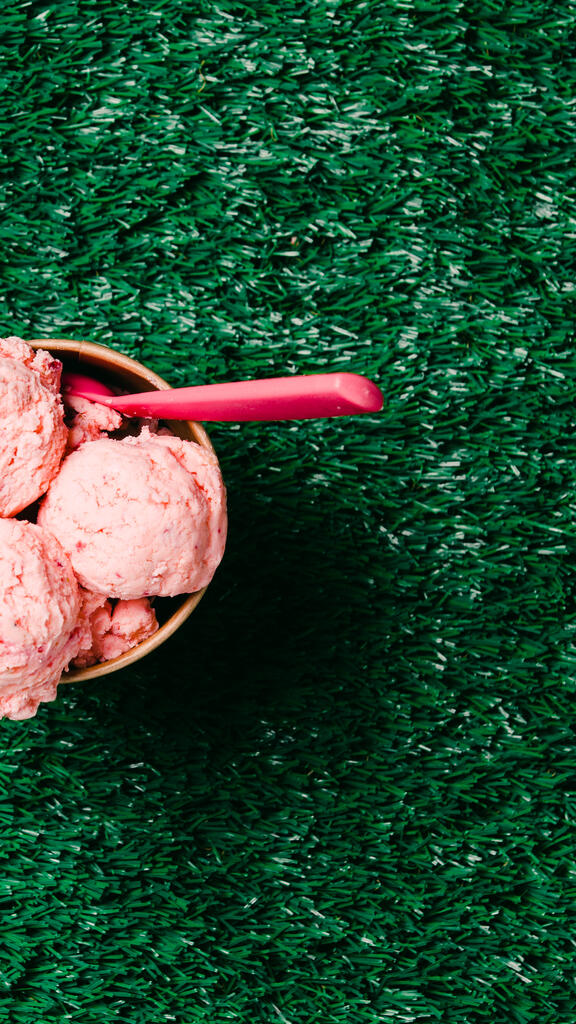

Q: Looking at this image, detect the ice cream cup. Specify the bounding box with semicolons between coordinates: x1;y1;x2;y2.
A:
30;338;219;684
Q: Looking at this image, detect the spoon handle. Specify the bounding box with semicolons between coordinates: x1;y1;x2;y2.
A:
67;372;383;421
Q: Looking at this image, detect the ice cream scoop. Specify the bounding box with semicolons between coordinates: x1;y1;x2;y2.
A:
0;336;67;515
37;428;227;600
0;519;83;719
62;370;384;421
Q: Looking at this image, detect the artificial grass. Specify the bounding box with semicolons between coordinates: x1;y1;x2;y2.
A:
1;0;576;1020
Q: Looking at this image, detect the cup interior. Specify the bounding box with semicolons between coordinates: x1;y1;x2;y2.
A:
30;339;214;683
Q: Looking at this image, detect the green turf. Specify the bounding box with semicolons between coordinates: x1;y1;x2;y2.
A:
1;0;576;1020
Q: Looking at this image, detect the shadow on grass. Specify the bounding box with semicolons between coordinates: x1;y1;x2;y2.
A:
83;477;388;763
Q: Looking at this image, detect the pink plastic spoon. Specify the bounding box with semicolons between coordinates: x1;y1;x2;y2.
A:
62;371;383;421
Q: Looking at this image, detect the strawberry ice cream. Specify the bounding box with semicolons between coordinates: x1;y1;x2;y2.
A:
0;336;67;516
65;392;124;451
38;427;227;599
0;519;82;720
0;336;227;721
73;592;159;668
